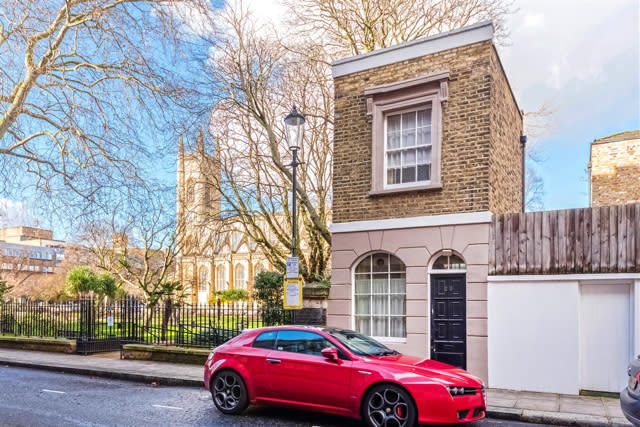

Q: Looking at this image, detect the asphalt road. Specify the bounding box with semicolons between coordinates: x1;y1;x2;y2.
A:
0;366;549;427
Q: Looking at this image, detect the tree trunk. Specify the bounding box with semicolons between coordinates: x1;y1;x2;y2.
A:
161;298;173;342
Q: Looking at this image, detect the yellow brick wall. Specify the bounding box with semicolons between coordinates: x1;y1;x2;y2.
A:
333;41;523;223
591;138;640;206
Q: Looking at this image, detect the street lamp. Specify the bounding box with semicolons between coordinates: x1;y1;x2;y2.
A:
284;105;305;257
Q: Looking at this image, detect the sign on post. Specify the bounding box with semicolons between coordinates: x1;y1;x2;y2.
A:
283;275;303;309
286;257;299;279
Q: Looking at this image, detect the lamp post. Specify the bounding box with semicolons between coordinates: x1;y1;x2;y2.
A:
284;105;305;257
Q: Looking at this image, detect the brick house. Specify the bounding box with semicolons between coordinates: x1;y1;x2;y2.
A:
589;129;640;207
328;21;522;383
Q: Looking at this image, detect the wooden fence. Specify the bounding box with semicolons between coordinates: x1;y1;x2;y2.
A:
489;203;640;275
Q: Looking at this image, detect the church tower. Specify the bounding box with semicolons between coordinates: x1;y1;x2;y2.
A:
176;128;222;304
177;128;222;227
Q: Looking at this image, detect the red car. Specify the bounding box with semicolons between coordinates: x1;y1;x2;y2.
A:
204;326;486;426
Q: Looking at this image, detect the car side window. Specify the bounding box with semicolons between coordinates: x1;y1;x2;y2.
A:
275;330;337;357
253;331;277;349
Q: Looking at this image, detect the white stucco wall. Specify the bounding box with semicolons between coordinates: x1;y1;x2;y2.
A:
489;274;640;395
488;280;580;394
329;212;492;382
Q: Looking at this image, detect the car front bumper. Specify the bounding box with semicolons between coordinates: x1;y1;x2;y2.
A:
409;385;485;425
621;387;640;426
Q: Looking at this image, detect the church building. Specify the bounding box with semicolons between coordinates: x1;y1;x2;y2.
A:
176;131;272;305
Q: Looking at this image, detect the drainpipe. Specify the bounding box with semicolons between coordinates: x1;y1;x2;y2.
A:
520;134;527;213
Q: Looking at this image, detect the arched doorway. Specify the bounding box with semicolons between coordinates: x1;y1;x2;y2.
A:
429;251;467;369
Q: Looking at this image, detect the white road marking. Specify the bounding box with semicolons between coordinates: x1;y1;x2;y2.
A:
42;389;65;394
152;404;183;410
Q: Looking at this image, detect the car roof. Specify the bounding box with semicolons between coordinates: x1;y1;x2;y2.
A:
245;325;354;335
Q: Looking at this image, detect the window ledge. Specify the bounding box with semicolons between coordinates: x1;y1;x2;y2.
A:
373;337;408;344
369;182;442;197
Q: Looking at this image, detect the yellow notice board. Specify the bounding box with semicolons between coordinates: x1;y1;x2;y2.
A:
283;276;303;309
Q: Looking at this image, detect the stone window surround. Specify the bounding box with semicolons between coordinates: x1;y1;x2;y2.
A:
366;71;449;196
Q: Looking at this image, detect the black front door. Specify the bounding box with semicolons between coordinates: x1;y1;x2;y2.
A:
430;274;466;369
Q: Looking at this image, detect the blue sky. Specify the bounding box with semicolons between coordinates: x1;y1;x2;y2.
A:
2;0;639;233
498;0;640;210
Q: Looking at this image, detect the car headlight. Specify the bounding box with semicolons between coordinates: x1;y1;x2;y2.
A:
447;386;473;396
207;350;216;362
481;384;486;403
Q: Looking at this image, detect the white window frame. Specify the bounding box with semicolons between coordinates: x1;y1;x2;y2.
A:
365;72;448;195
383;105;434;190
352;253;407;342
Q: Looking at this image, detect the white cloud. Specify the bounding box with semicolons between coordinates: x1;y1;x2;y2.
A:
0;199;40;228
523;13;544;28
499;0;639;127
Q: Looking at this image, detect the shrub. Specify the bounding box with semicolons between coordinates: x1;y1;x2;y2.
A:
253;271;283;307
209;289;250;304
253;271;288;326
65;266;97;296
65;267;120;299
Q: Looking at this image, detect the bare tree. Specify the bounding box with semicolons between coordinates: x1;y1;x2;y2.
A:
0;0;207;217
194;1;515;279
197;6;332;279
285;0;514;56
522;101;555;211
0;264;36;299
82;198;186;316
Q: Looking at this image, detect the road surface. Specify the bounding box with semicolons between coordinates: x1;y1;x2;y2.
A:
0;366;549;427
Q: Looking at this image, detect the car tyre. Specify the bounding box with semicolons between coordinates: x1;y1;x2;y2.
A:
211;370;248;415
362;383;417;427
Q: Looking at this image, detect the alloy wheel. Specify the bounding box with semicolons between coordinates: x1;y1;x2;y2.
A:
213;372;243;411
367;387;410;427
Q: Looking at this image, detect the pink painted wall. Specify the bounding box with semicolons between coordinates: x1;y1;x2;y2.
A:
328;221;490;382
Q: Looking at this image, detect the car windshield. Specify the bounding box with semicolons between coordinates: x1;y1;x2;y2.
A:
325;329;400;357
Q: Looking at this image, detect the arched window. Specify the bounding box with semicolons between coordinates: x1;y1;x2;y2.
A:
199;266;209;292
235;264;247;290
432;253;466;270
254;262;266;278
354;253;406;338
184;264;194;292
186;178;195;204
216;265;227;290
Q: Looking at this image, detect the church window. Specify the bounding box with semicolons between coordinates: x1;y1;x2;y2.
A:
186;178;195;204
235;264;247;290
199;267;209;292
254;263;266;278
217;265;227;290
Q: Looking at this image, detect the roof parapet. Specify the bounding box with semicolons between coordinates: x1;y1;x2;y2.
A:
331;21;494;78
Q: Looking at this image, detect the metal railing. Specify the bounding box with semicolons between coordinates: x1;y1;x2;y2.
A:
0;298;292;354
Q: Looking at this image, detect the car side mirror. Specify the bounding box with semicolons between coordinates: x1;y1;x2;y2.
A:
321;347;339;362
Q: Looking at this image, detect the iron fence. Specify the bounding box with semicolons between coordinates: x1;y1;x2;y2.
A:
0;298;293;354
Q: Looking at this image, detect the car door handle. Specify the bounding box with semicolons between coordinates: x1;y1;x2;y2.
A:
266;358;281;364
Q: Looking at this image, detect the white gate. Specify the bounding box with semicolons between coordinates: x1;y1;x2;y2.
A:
579;283;631;392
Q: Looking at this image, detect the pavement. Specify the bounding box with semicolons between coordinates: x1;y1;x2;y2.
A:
0;348;202;387
485;389;631;426
0;348;632;426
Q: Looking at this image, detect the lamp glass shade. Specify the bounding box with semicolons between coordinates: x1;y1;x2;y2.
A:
284;105;305;150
